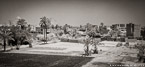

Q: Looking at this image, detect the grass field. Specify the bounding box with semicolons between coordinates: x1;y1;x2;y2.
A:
0;53;93;67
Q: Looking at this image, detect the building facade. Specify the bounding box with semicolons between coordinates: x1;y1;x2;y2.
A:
126;23;134;37
126;23;141;38
112;24;126;37
134;24;141;37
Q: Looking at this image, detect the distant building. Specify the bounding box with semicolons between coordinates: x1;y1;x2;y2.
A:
112;24;126;32
111;24;126;37
30;25;36;32
126;23;134;37
126;23;141;38
134;24;141;37
36;27;42;33
106;26;111;31
141;27;145;39
36;27;58;34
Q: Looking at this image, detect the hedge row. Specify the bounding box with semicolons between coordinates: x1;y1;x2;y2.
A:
101;37;125;42
60;38;79;43
61;37;127;43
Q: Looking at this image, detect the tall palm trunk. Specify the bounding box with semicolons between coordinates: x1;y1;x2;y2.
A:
43;29;46;43
46;28;47;43
3;38;6;51
16;40;20;50
43;29;45;38
86;44;89;55
94;44;98;54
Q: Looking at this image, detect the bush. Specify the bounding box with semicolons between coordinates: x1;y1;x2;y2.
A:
124;42;129;47
128;36;134;39
22;41;30;45
120;37;125;42
68;39;79;43
136;37;143;40
116;42;122;47
60;38;69;42
41;39;47;42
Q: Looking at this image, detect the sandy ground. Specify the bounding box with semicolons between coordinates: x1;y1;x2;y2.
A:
82;43;145;67
5;41;85;56
5;41;119;56
3;40;145;67
82;46;140;67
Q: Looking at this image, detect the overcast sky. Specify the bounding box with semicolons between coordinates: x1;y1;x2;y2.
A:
0;0;145;26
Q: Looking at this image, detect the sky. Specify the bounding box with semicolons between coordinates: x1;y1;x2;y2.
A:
0;0;145;26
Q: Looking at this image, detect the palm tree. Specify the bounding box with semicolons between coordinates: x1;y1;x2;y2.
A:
22;30;33;48
100;22;104;27
17;30;32;48
17;18;27;30
99;22;109;35
39;16;51;43
63;24;68;34
0;26;13;51
10;25;33;49
86;23;92;32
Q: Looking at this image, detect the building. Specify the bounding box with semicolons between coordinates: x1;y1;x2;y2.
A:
36;27;42;33
134;24;141;37
141;26;145;39
126;23;134;37
30;25;36;32
112;24;126;32
111;24;126;37
36;27;59;34
126;23;141;38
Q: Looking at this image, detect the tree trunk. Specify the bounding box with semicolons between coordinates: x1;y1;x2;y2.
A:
43;29;45;40
3;39;6;51
86;45;89;55
84;41;89;56
94;45;98;54
16;41;20;50
43;29;46;43
16;44;19;50
46;28;47;43
9;40;13;50
29;43;32;48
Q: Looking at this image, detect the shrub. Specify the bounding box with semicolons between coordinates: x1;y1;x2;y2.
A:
116;42;122;47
